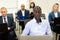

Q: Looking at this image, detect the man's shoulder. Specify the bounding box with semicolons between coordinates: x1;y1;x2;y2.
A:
26;19;34;26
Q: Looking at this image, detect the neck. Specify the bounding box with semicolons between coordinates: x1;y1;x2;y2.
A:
35;18;42;23
21;9;25;11
53;11;58;13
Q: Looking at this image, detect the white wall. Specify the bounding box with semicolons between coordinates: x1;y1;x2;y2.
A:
0;0;60;21
18;0;29;10
0;0;18;21
0;0;18;14
30;0;60;19
0;0;30;21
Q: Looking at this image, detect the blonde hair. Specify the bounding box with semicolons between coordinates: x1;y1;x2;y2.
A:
52;3;59;11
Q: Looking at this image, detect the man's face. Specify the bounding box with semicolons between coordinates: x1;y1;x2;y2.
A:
1;8;7;17
53;5;59;12
21;5;25;10
34;10;41;20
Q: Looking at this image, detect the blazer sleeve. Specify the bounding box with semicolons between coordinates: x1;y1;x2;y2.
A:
48;13;54;24
9;17;16;30
27;10;30;18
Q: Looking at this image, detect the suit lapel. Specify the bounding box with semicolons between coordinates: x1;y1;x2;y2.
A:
20;10;22;16
1;16;3;23
52;12;55;18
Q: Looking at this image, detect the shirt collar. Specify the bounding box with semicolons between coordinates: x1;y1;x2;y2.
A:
33;17;42;24
2;16;7;19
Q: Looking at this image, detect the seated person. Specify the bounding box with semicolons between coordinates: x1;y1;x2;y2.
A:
48;3;60;40
29;2;35;19
48;3;60;31
22;6;52;36
0;7;17;40
17;4;29;31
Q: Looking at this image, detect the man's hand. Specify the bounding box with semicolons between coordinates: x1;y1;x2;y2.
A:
8;27;11;30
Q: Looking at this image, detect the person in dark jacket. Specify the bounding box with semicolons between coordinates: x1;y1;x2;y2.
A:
0;7;17;40
17;4;29;31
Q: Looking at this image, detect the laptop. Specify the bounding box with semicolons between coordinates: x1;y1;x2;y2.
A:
0;23;8;33
20;36;53;40
19;16;29;20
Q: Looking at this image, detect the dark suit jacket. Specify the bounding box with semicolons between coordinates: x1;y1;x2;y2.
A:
17;9;29;20
0;16;15;31
48;11;60;31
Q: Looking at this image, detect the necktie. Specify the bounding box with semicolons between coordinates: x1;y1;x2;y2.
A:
4;17;6;23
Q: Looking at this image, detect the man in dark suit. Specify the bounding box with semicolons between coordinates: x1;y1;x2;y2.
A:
48;3;60;40
0;7;17;40
17;4;29;31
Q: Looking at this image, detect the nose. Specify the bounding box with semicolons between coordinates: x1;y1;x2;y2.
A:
36;12;39;15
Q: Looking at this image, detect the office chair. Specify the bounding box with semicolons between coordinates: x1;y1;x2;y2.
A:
7;13;18;40
41;14;45;19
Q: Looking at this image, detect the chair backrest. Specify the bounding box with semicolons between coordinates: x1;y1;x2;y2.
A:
7;13;13;17
7;14;16;29
41;14;45;19
7;14;14;20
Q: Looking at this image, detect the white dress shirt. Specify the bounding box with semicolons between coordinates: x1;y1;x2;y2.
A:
22;18;52;36
54;12;58;18
2;16;8;23
21;10;25;16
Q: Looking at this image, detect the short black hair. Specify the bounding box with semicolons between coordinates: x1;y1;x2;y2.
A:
33;6;42;12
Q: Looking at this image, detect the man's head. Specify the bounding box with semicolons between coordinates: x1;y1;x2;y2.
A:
52;3;59;12
0;7;7;17
21;4;25;10
33;6;42;23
